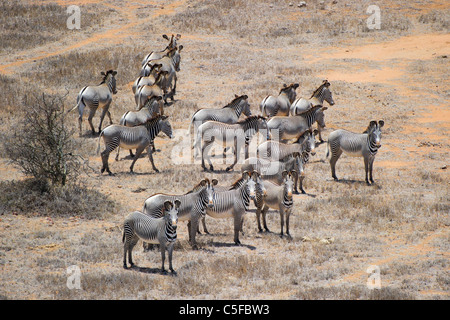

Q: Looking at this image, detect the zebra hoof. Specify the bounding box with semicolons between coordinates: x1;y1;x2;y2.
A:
154;169;160;173
170;269;177;276
209;165;214;172
225;167;233;172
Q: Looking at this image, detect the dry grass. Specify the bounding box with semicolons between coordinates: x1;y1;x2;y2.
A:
0;0;449;301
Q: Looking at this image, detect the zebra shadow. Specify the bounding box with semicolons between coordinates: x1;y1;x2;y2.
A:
128;265;175;276
334;178;381;188
208;241;256;250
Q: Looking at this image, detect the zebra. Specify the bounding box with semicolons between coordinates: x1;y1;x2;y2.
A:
143;46;183;101
135;70;168;109
255;171;296;237
142;178;218;249
116;95;164;160
122;200;181;273
257;128;317;161
326;120;384;185
290;80;335;142
97;115;173;175
141;34;181;68
132;63;162;94
195;116;269;172
266;106;325;143
69;70;117;136
199;171;266;236
189;94;251;143
202;171;259;245
242;152;306;194
260;83;299;117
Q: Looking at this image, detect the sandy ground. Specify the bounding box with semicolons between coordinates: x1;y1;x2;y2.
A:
0;0;448;300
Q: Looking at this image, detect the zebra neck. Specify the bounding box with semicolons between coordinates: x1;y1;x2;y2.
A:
233;101;243;118
106;77;114;93
367;134;380;155
145;120;161;140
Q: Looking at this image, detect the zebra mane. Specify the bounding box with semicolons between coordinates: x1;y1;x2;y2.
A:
222;95;248;109
279;83;299;94
236;115;264;125
229;177;245;190
100;70;115;84
186;178;209;194
310;80;330;99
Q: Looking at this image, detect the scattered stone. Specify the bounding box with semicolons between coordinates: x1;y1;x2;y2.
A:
298;1;306;7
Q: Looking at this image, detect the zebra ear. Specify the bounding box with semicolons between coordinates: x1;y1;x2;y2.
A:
174;200;181;209
370;120;377;128
313;129;319;136
242;171;250;179
100;72;106;76
282;170;288;179
293;83;299;89
378;120;384;128
321;106;328;111
292;152;300;158
290;170;298;179
162;34;169;40
112;70;117;75
178;45;183;52
176;34;181;39
163;200;173;212
211;179;218;186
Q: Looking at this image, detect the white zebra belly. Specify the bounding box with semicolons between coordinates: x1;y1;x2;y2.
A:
207;210;233;219
343;149;363;157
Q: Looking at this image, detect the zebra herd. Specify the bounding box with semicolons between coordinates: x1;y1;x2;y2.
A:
70;34;384;274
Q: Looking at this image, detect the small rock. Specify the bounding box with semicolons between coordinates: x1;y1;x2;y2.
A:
289;2;293;6
298;1;306;7
441;165;447;170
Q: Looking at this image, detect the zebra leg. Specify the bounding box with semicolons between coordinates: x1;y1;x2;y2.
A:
98;105;109;134
233;211;243;245
279;209;285;238
285;209;292;239
369;157;375;184
299;175;306;194
202;140;214;171
146;145;159;173
160;243;167;274
129;146;145;173
101;150;113;175
226;137;239;172
262;205;270;232
107;110;113;125
364;157;370;185
330;149;343;181
255;205;263;233
124;237;138;269
87;107;97;135
167;243;176;274
188;217;200;249
201;216;210;234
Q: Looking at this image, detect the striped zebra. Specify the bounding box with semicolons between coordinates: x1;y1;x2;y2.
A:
195;116;269;172
326;120;384;185
260;83;299;117
242;151;306;194
116;96;164;160
290;80;335;142
142;178;218;249
203;171;259;245
140;34;181;67
122;200;181;273
132;63;162;94
189;94;252;157
267;105;325;143
255;171;296;237
135;70;168;109
97;115;173;175
69;70;117;136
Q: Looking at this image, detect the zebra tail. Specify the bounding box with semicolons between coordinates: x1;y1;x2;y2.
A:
325;140;330;159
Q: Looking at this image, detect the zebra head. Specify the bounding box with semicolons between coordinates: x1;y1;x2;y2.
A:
282;171;296;198
206;178;218;208
280;83;300;103
238;95;251;117
315;106;328;129
251;171;267;197
292;152;305;178
242;171;257;200
101;70;118;94
366;120;384;147
298;129;318;156
158;115;174;139
321;80;334;106
164;200;180;228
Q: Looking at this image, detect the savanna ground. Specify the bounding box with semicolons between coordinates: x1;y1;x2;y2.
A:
0;0;448;300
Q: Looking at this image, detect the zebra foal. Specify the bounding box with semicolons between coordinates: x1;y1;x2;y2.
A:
123;200;181;273
326;120;384;185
